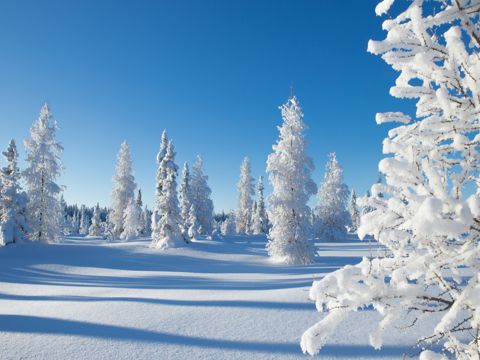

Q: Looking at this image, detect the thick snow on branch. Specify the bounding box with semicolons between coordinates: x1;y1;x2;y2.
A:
303;1;480;359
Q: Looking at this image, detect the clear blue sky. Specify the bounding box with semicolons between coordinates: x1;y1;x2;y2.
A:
0;0;410;212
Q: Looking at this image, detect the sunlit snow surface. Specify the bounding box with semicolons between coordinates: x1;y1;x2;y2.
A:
0;235;430;359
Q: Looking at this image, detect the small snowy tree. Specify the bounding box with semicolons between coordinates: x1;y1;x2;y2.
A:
121;198;143;241
236;157;255;234
151;138;184;248
187;205;199;240
89;203;102;236
348;189;360;233
24;103;64;242
110;141;136;238
191;156;214;235
266;96;317;264
302;2;480;358
0;140;29;245
221;211;236;236
316;153;350;241
252;176;268;235
143;205;152;236
79;205;90;235
179;162;193;234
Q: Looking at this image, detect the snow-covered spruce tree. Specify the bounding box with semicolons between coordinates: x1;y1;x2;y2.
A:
24;103;64;242
0;139;29;245
79;205;90;235
179;162;193;234
110;141;136;238
191;156;214;235
302;2;480;358
316;153;350;241
121;198;142;241
89;203;102;236
266;96;317;264
221;211;236;236
236;157;255;234
143;205;152;236
348;189;360;233
151;139;185;248
187;205;199;240
252;175;268;235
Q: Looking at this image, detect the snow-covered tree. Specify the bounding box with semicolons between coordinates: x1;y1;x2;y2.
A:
79;205;90;235
24;103;64;242
0;139;29;245
110;141;136;238
187;205;199;240
121;198;142;241
236;157;255;234
252;175;268;235
316;153;350;241
221;211;236;236
348;189;360;233
142;205;152;236
266;96;317;264
151;138;184;248
191;156;214;235
89;203;102;236
302;2;480;358
179;162;193;233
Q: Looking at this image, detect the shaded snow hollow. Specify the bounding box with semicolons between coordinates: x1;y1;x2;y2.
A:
0;235;424;359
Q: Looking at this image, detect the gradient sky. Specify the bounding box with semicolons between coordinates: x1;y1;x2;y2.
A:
0;0;412;212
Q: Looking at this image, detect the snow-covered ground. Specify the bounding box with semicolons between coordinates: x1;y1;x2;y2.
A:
0;236;426;359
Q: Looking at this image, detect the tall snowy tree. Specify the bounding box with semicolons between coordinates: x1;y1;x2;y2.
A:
302;2;480;358
190;156;214;235
110;141;136;238
348;189;360;233
151;139;184;248
179;162;193;234
316;153;350;241
0;139;29;245
236;157;255;234
24;103;64;242
252;175;268;235
266;96;317;264
89;203;102;237
121;198;143;241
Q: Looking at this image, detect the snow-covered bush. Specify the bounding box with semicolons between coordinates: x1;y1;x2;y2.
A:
221;211;236;236
266;96;317;264
187;205;199;240
111;141;136;238
302;1;480;358
316;153;350;241
236;157;254;234
24;103;64;242
0;140;29;245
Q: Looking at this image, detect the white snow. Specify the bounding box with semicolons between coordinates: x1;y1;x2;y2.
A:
0;235;426;359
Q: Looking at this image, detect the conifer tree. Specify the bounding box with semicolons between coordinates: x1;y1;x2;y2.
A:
221;211;236;236
0;140;29;245
266;96;317;264
236;157;255;234
111;141;136;238
252;176;268;235
190;156;214;235
121;198;142;241
89;203;102;237
179;162;193;233
348;189;360;233
24;103;64;242
316;153;350;241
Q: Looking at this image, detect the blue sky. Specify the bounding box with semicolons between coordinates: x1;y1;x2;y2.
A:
0;0;409;212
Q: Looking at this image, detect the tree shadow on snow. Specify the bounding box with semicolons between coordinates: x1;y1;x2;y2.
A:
0;314;409;357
